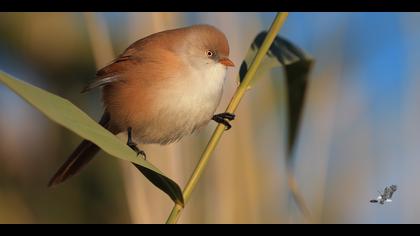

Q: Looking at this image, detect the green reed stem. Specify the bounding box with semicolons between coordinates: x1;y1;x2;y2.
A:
165;12;289;224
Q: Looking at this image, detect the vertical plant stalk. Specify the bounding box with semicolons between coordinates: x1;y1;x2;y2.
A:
84;12;115;67
165;12;289;224
83;12;154;224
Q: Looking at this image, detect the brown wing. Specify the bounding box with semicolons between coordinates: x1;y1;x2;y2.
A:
82;27;186;93
82;48;143;93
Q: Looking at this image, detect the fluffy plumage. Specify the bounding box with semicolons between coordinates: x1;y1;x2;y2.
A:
49;24;232;186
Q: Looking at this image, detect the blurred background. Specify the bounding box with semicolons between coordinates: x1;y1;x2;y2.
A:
0;12;417;223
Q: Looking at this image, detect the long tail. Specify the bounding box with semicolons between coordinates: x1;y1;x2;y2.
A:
48;112;111;187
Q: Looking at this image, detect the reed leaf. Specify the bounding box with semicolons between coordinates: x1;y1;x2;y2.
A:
240;32;314;220
0;71;184;207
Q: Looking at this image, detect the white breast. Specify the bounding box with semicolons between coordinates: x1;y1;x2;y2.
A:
135;63;227;145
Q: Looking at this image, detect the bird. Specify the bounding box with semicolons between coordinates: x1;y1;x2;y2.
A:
48;24;235;187
370;185;397;204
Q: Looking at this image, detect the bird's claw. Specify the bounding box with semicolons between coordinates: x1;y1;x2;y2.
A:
212;112;235;130
127;127;147;160
127;141;147;160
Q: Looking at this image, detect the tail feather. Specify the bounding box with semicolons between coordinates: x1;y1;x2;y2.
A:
48;140;99;187
48;112;111;187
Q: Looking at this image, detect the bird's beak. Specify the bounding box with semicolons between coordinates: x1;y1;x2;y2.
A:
219;57;235;67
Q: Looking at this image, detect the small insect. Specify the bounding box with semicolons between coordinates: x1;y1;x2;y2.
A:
370;185;397;205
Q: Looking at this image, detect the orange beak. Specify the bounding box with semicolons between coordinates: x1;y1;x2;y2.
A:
219;57;235;67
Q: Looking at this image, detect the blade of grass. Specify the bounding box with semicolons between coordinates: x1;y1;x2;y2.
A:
0;70;184;207
165;12;289;224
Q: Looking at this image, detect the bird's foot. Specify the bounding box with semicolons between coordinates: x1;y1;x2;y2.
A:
127;142;147;160
127;127;147;160
212;112;235;130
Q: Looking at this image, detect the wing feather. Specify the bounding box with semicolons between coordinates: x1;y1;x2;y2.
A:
82;50;142;93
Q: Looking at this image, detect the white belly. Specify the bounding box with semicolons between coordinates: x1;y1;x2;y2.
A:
133;63;227;144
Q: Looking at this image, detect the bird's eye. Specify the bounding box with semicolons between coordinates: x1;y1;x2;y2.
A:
206;50;214;57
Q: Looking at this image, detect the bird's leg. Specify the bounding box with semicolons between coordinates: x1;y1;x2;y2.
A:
212;112;235;130
127;127;146;160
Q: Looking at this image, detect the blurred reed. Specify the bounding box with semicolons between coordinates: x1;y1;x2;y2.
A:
126;12;189;223
83;12;155;224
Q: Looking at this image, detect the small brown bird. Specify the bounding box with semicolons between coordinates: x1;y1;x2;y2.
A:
48;24;235;186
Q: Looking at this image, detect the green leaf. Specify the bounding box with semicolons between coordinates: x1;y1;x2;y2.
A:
239;31;312;89
0;71;184;207
284;59;313;159
240;31;313;160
